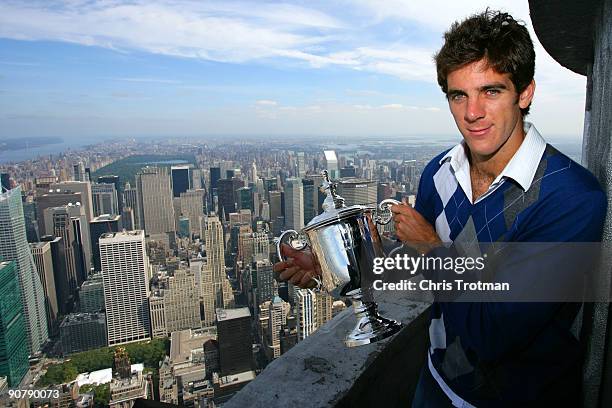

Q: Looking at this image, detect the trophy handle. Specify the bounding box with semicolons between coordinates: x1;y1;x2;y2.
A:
275;230;322;290
275;229;308;262
374;198;406;257
374;198;401;225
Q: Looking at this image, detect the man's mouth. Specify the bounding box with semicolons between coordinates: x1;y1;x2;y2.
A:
466;125;492;136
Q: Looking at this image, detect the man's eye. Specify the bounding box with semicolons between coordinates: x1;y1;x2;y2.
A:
486;89;500;96
450;94;465;101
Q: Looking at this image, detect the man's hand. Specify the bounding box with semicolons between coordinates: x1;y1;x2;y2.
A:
273;243;319;289
391;201;442;254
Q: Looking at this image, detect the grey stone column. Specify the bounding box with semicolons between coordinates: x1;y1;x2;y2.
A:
581;1;612;407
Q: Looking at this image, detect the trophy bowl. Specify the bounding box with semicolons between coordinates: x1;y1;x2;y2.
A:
276;171;403;347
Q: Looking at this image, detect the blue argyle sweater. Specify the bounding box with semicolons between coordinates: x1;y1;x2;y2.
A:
414;144;607;407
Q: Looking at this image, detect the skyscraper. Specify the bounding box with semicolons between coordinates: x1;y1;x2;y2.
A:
254;259;275;306
283;178;304;231
30;242;59;336
238;231;269;265
339;166;357;178
0;173;10;192
89;214;121;272
237;186;254;212
122;182;140;230
179;189;205;237
0;187;49;355
323;150;339;179
315;292;333;329
0;260;30;386
217;178;244;221
92;183;119;216
136;167;175;239
267;296;287;360
149;294;167;338
209;167;221;212
79;272;105;313
97;175;122;214
302;174;324;225
268;190;283;236
36;190;82;236
263;177;278;201
50;181;94;221
171;165;191;198
22;199;39;243
336;179;378;207
59;312;107;354
216;308;253;376
209;167;221;191
191;168;203;190
164;268;201;333
296;152;306;177
73;162;86;182
43;205;84;292
100;231;151;346
296;289;317;342
201;216;234;327
40;236;73;315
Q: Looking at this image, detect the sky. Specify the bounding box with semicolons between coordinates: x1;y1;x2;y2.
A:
0;0;588;142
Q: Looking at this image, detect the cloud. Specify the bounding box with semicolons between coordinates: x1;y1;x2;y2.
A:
330;46;436;82
0;1;587;138
0;0;584;92
255;100;278;106
347;0;529;30
0;60;40;66
353;103;440;111
111;91;150;99
110;77;181;84
0;1;339;64
0;0;454;82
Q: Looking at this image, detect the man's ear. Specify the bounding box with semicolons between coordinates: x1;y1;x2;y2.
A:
518;80;535;109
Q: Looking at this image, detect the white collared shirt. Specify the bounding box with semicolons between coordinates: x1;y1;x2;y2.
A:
438;121;547;204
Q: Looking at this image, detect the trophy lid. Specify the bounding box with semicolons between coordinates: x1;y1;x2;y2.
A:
304;171;373;231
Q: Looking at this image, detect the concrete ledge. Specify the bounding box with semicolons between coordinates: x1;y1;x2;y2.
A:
225;291;431;408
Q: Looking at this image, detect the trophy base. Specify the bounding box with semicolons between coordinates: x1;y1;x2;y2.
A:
344;291;403;347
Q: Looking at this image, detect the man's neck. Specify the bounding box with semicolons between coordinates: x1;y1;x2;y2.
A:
467;119;527;200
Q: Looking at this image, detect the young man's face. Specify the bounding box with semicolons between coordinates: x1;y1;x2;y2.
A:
446;59;535;162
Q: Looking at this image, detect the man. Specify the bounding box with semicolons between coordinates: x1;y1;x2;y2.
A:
275;10;607;407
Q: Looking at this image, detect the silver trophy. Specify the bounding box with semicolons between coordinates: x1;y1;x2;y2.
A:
276;170;402;347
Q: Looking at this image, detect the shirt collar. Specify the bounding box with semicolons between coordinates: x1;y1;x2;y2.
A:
439;121;547;192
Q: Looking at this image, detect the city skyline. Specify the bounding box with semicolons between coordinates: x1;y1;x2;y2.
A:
0;1;586;141
0;0;612;408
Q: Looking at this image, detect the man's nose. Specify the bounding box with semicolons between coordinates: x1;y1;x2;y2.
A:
464;96;485;122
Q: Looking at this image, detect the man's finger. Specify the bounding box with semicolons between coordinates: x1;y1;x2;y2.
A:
305;279;318;289
394;213;413;226
280;243;304;258
273;260;292;272
298;270;315;288
390;203;412;215
279;266;300;281
289;271;305;285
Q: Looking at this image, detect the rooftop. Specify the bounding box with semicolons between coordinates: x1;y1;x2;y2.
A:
76;363;144;387
100;230;144;240
169;329;216;364
216;307;251;322
91;214;121;222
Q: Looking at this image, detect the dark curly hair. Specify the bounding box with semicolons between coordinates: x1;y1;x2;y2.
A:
434;9;535;116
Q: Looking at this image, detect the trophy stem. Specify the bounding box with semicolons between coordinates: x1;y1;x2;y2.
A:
344;289;403;347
